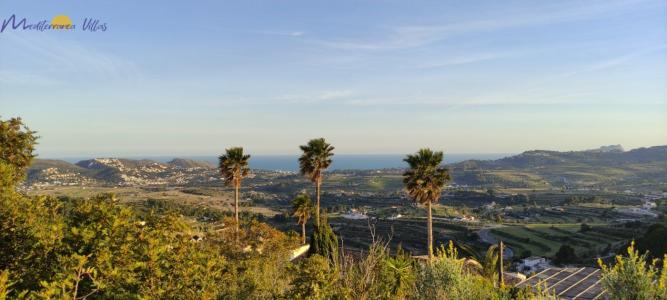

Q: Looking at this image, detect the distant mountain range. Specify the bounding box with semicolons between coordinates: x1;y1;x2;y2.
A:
26;145;667;190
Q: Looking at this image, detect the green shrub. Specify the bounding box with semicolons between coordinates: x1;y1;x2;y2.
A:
635;224;667;259
337;242;417;299
599;242;667;300
288;255;337;300
414;242;505;300
553;245;578;265
0;270;12;300
309;217;339;266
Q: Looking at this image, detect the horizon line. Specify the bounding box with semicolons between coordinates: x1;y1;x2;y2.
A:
35;143;667;159
37;152;515;159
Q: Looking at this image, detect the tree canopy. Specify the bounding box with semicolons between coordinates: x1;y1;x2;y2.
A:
218;147;250;187
298;138;334;183
0;117;37;183
403;149;451;206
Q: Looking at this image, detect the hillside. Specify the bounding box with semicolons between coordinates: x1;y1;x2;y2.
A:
27;159;99;186
168;158;214;169
28;158;217;186
451;145;667;189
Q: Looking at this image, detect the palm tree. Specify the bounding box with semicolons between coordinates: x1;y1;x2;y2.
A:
299;138;334;227
291;193;314;244
462;242;506;287
219;147;250;235
403;148;451;260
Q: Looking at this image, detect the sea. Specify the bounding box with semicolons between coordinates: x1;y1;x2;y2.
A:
57;154;512;172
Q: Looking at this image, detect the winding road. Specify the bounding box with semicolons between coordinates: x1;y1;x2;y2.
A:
478;226;514;259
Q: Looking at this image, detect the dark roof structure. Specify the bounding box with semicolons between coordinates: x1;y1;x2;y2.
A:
515;267;607;300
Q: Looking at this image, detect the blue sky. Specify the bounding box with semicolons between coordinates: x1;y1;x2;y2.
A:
1;0;666;157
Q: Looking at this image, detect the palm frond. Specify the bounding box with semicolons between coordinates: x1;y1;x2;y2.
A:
402;148;451;205
298;138;334;182
218;147;251;186
291;193;314;225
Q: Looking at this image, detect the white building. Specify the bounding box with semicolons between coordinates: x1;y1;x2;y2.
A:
454;215;478;223
616;206;658;218
519;257;549;272
483;201;497;210
643;201;657;210
387;214;402;220
342;209;368;220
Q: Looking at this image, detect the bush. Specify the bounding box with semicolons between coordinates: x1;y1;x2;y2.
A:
414;242;503;299
0;179;296;298
553;245;578;265
635;224;667;259
580;223;591;232
288;255;336;300
599;242;667;300
338;242;416;299
308;217;339;266
0;270;12;300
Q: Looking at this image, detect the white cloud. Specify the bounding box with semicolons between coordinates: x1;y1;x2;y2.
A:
255;30;304;37
0;70;62;86
561;44;667;77
276;90;355;103
2;31;142;82
414;53;506;69
254;87;601;108
317;0;655;51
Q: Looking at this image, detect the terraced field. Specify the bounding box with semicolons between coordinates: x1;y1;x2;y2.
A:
324;173;404;192
490;224;626;257
333;217;486;255
506;205;643;224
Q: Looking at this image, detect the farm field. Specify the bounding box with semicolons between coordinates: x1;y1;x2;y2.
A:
490;223;627;258
503;203;649;224
272;216;486;256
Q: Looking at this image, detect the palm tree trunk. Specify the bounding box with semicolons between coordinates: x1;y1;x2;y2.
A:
235;183;240;236
301;221;306;244
498;241;504;287
427;201;433;260
315;177;321;227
